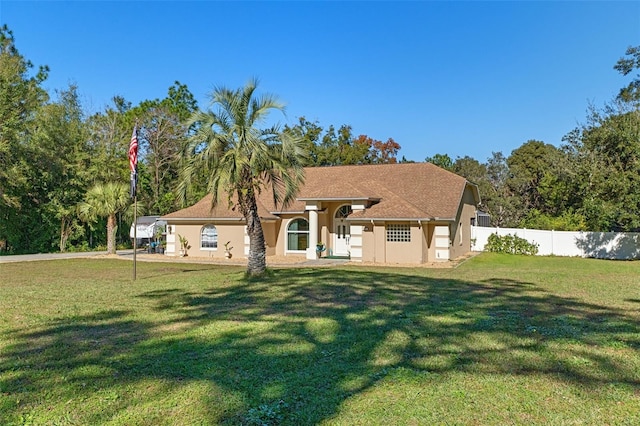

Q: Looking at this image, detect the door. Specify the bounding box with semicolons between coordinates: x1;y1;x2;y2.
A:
333;205;352;256
334;219;350;256
434;225;450;260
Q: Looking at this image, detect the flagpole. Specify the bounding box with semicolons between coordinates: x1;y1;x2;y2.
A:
133;192;137;281
129;124;139;281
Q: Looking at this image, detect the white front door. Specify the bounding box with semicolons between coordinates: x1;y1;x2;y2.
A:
334;219;350;256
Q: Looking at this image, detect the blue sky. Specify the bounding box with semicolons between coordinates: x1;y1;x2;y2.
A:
2;1;639;162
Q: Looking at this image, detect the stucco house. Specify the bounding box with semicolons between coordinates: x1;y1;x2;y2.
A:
161;162;480;264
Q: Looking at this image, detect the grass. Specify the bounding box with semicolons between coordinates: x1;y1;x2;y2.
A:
0;253;639;425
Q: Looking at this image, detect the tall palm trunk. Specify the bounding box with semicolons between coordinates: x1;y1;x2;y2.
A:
239;190;266;276
106;213;116;254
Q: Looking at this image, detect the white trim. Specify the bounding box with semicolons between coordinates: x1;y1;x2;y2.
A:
244;226;249;256
349;236;363;246
200;224;218;251
286;216;310;254
350;247;363;258
333;204;352;256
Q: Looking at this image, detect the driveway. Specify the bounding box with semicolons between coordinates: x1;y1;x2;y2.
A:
0;250;131;263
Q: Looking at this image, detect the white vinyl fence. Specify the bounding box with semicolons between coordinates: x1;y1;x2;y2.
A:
471;226;640;260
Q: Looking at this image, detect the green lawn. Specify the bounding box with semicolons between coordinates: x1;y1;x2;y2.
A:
1;254;639;425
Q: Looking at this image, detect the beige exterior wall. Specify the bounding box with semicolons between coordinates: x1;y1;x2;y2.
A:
427;222;451;261
261;220;278;257
358;221;426;264
274;213;323;257
360;222;376;262
274;203;356;258
384;223;423;264
164;185;477;264
166;220;246;259
373;222;386;262
449;186;477;260
275;214;301;256
421;225;429;263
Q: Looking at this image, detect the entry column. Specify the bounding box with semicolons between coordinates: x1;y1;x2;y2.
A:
306;206;319;260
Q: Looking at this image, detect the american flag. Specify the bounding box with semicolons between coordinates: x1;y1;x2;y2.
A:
129;125;138;198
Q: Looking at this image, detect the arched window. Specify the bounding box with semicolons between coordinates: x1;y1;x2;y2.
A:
201;225;218;249
335;205;352;219
287;218;309;252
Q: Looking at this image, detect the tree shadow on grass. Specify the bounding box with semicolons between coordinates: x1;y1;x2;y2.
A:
1;267;639;424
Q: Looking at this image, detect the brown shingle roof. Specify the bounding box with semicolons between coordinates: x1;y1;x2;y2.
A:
162;163;478;221
162;192;281;220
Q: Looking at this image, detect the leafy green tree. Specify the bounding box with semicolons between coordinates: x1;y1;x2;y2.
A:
163;81;198;122
452;156;485;184
78;182;133;254
485;151;519;227
287;118;401;166
565;103;640;231
527;46;640;232
28;85;90;251
284;117;324;166
425;153;454;170
82;97;142;248
614;45;640;104
399;155;416;163
452;155;491;212
519;209;586;231
180;79;306;276
133;82;197;214
0;25;48;251
86;96;135;185
507;140;564;214
315;124;369;166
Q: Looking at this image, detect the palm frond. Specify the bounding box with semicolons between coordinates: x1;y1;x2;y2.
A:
181;78;306;212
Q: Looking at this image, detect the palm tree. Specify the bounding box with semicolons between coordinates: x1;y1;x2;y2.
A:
180;79;306;276
78;182;132;254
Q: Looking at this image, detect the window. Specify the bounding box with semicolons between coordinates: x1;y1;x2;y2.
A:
287;218;309;251
201;225;218;249
335;205;352;219
386;224;411;242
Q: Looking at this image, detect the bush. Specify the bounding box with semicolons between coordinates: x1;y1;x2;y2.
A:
485;233;539;255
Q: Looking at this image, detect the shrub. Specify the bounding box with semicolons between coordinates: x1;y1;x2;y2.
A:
485;233;539;255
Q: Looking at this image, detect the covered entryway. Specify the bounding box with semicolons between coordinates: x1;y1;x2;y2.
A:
333;205;352;256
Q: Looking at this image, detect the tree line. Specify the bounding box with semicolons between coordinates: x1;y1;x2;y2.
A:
426;46;640;233
425;99;640;232
1;23;638;254
0;26;403;255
